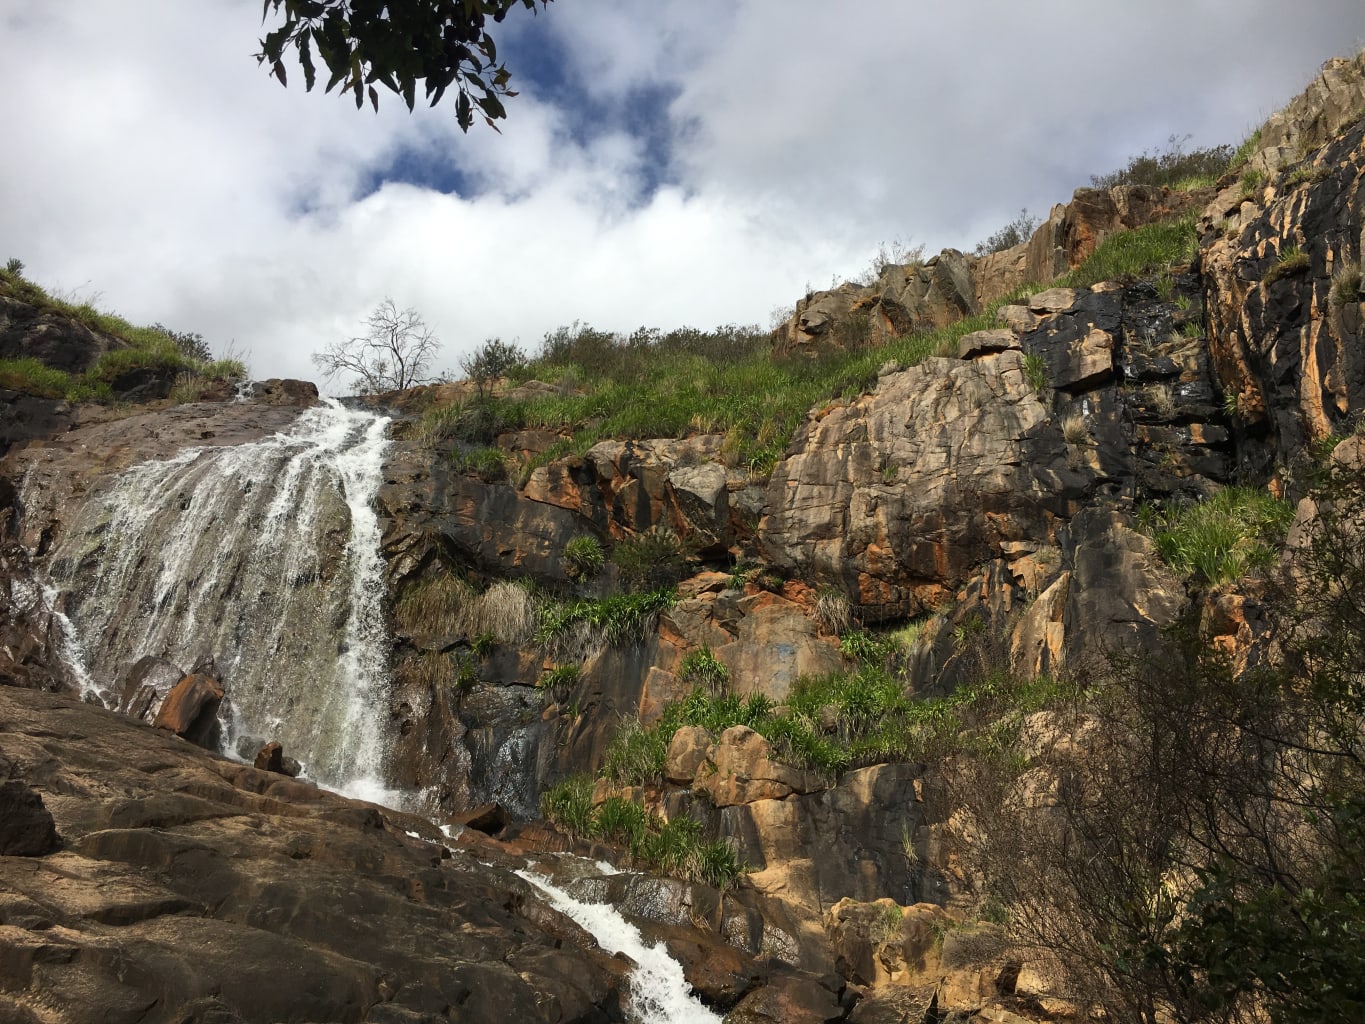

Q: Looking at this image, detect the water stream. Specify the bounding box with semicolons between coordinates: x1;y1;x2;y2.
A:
515;868;723;1024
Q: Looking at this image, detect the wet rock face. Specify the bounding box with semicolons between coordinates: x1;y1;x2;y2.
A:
0;686;629;1024
1201;117;1365;457
4;400;315;558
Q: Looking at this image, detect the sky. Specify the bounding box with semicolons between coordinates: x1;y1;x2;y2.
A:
3;1;1364;386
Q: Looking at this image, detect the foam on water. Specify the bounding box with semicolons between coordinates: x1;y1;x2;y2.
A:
515;869;723;1024
37;399;398;797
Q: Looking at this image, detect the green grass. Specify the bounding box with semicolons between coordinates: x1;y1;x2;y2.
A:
1240;168;1267;199
431;303;1028;481
1229;128;1262;170
1058;215;1199;289
1140;487;1295;585
537;587;678;649
1264;245;1311;286
679;646;729;694
596;666;1082;787
0;266;247;401
1023;353;1051;394
541;776;747;891
1332;267;1362;306
450;445;509;483
0;358;76;399
562;535;605;580
538;663;580;701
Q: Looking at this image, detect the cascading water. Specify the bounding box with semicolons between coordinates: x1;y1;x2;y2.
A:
38;399;398;801
514;868;723;1024
34;398;731;1012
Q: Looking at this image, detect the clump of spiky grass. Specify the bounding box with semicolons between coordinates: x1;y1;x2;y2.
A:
1140;487;1294;585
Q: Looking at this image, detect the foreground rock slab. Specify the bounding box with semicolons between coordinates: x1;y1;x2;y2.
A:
0;686;628;1024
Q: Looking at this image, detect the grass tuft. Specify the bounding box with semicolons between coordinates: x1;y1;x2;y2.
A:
1139;487;1294;585
1263;245;1311;286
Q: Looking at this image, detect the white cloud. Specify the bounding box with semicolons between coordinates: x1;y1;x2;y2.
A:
2;0;1363;385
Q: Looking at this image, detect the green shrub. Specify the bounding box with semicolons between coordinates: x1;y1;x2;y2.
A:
541;775;596;838
538;663;580;702
562;535;605;580
693;838;746;893
1142;487;1295;585
541;777;748;891
679;646;729;694
1089;135;1234;191
594;795;649;850
614;525;686;588
974;208;1039;256
839;630;899;666
1240;168;1266;198
1023;353;1050;394
538;587;677;650
599;715;668;786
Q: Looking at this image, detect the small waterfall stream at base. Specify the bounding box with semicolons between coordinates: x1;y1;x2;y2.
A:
38;399;399;802
515;868;724;1024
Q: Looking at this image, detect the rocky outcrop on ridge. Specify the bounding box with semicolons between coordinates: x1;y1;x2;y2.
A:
771;183;1207;356
0;293;127;374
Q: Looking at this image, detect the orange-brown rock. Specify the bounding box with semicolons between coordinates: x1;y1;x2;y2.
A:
152;673;224;747
0;685;630;1024
665;725;713;785
823;897;949;987
693;726;822;807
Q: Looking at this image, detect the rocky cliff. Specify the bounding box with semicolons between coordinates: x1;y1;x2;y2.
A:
3;53;1365;1024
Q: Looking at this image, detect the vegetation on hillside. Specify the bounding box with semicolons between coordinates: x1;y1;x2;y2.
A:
1089;134;1236;192
0;262;246;401
954;463;1365;1023
540;776;746;891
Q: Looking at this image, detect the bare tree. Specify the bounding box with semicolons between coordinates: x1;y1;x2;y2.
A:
312;299;439;394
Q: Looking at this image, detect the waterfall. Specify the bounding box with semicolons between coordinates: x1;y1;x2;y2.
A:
39;399;399;802
514;868;723;1024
